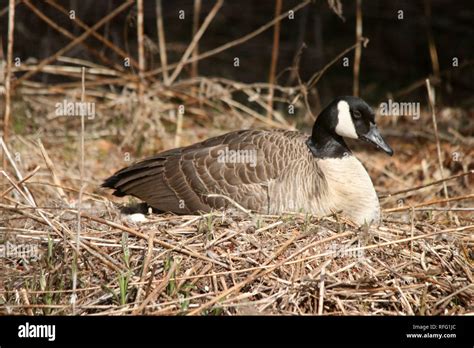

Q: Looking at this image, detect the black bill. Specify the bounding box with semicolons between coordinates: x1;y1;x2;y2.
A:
361;123;394;156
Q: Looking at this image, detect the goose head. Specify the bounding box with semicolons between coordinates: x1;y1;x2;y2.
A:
308;96;393;158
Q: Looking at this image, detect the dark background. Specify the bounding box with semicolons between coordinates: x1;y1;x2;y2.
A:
1;0;473;107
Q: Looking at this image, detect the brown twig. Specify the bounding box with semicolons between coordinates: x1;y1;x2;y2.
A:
379;171;474;198
146;0;312;79
45;0;140;70
13;0;135;87
384;193;474;213
37;139;68;202
266;0;283;120
133;260;178;314
0;166;39;199
72;67;87;314
22;0;123;72
291;37;368;106
318;262;327;314
155;0;170;84
174;107;183;147
0;0;18;17
133;230;156;309
0;137;36;205
2;0;15;167
389;60;474;99
426;78;451;215
424;0;440;77
168;0;224;84
20;289;35;315
353;0;362;96
136;0;145;104
191;0;202;78
306;37;368;92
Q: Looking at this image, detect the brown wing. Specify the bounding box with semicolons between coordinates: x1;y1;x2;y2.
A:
102;129;289;214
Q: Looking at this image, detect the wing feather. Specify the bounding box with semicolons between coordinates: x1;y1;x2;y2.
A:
102;129;297;213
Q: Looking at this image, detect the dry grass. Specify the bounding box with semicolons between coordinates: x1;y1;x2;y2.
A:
0;69;473;315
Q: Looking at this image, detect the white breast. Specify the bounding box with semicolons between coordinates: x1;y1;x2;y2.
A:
265;137;380;225
316;156;380;224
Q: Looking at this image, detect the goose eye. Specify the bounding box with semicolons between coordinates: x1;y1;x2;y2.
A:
353;110;362;119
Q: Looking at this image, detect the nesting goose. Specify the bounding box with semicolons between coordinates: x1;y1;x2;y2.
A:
102;96;393;225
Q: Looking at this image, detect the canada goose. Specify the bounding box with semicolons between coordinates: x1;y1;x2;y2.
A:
102;96;393;225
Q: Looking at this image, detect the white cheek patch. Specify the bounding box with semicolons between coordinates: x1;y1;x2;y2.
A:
335;100;358;139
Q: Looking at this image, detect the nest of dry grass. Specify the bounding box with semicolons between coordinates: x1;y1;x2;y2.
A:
1;71;473;315
1;193;473;316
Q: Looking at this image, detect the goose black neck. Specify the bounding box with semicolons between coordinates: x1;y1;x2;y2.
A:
307;119;352;159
